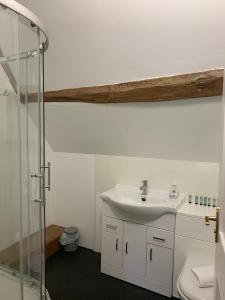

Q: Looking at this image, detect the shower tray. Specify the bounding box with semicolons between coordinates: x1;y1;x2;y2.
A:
0;267;50;300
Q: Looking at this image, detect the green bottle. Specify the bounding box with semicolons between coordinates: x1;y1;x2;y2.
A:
195;195;199;205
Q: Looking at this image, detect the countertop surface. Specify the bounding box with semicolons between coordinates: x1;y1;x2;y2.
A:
177;201;217;218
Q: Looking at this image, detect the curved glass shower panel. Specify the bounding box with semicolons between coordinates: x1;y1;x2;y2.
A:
0;5;22;299
0;2;47;299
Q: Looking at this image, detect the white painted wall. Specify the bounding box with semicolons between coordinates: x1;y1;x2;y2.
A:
51;152;95;249
17;0;224;162
95;155;220;197
45;99;222;162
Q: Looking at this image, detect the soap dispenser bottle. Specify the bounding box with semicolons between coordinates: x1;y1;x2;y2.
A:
169;179;179;198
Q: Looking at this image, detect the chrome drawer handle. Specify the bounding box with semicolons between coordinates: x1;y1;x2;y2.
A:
153;236;166;242
106;224;117;230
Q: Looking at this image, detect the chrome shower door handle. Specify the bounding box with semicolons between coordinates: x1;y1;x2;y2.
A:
44;162;51;191
116;238;119;251
150;248;153;261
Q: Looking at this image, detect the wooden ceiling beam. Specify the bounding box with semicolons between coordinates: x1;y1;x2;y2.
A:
44;69;224;103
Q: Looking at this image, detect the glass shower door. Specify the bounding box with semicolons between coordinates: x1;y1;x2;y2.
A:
19;22;46;299
0;6;22;300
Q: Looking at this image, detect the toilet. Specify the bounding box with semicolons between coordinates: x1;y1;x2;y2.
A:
174;201;216;299
177;254;214;300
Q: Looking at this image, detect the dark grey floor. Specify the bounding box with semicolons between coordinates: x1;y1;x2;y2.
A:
46;247;175;300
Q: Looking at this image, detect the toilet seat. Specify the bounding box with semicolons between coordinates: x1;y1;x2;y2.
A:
177;256;214;300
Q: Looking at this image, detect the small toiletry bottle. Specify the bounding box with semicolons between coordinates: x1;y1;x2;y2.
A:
204;196;207;206
188;195;192;204
207;197;211;207
200;196;203;206
213;198;217;207
195;195;199;205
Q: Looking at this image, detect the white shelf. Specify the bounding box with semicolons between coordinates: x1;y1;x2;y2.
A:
177;201;216;218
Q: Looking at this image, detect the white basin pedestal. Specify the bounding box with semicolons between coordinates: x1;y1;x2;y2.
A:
100;184;185;222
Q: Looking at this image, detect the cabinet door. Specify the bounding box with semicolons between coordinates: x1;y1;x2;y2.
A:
101;231;123;271
146;244;173;297
101;216;123;275
123;222;147;280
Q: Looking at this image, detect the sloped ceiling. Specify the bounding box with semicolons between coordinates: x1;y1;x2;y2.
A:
45;97;222;162
0;65;15;96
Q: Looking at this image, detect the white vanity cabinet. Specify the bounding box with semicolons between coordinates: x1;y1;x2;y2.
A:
101;215;174;297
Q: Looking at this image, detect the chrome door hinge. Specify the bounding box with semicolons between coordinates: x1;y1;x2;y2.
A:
34;198;45;206
30;173;43;178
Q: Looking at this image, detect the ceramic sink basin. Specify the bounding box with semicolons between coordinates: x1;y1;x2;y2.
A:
100;184;185;221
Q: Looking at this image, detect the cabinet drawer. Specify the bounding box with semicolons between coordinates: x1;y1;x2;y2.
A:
147;227;174;249
176;214;215;242
102;216;123;235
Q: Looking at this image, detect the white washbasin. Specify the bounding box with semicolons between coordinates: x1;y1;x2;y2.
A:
100;184;185;221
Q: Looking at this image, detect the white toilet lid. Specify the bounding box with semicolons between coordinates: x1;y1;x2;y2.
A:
178;256;214;300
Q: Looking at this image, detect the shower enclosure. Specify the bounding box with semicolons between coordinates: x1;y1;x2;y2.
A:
0;1;49;299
